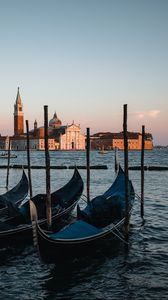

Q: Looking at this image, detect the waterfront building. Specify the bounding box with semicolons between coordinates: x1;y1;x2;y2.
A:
60;122;85;150
0;88;153;151
0;88;85;151
9;135;56;151
0;136;10;150
91;132;153;150
29;113;85;151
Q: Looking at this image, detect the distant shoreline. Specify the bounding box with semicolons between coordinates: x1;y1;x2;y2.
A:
153;145;168;149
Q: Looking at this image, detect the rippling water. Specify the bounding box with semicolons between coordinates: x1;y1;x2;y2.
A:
0;149;168;300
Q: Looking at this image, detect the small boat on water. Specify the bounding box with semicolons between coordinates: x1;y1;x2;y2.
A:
0;153;17;158
0;168;83;247
98;146;108;154
0;170;29;217
32;165;135;264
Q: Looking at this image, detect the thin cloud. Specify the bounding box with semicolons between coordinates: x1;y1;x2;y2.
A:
138;113;145;119
147;110;160;118
132;110;160;119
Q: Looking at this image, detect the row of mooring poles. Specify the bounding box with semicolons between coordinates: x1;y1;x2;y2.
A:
15;103;145;236
85;107;145;228
25;109;91;229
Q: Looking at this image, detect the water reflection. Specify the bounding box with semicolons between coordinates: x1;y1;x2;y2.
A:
0;149;168;299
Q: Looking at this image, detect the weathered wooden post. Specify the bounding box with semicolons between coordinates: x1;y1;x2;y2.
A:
26;120;39;247
86;127;90;203
115;147;118;172
6;137;11;189
44;105;52;230
123;104;129;236
26;120;33;199
141;125;145;219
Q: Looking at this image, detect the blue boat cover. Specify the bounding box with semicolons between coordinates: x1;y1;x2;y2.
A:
78;166;135;227
49;220;102;240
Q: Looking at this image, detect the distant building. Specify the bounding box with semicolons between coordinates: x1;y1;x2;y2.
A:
14;87;24;136
60;122;85;150
0;88;85;151
0;136;10;150
0;88;153;151
91;132;153;150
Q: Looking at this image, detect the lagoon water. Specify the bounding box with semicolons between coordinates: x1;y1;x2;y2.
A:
0;149;168;300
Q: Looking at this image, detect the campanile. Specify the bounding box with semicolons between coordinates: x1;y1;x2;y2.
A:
14;87;24;136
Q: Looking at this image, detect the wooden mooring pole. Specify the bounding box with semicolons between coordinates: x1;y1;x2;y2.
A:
115;147;118;172
141;125;145;219
123;104;129;236
6;137;11;189
44;105;52;230
26;120;39;247
26;120;33;199
86;127;90;203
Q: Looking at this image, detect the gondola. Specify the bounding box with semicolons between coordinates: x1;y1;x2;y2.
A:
32;165;135;263
0;167;83;247
0;170;29;217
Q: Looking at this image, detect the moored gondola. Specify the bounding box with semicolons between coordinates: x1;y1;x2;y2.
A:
0;170;29;217
0;167;83;247
32;166;135;263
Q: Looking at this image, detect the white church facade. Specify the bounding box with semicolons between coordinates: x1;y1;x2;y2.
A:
0;88;86;151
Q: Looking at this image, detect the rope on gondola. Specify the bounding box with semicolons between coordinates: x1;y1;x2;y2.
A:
80;192;130;245
32;220;38;247
108;223;129;245
135;193;141;201
80;194;88;203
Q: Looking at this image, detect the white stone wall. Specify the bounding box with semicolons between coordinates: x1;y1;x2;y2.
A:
60;124;85;150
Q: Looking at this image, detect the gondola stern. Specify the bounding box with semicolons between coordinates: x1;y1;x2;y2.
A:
29;200;39;248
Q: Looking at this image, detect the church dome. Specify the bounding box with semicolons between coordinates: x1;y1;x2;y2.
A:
49;112;62;127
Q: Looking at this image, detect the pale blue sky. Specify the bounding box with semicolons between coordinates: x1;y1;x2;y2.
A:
0;0;167;145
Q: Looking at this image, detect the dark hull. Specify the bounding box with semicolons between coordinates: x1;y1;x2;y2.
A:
36;219;124;263
0;170;29;217
0;200;77;247
0;168;83;247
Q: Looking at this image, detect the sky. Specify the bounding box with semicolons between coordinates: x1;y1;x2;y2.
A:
0;0;167;145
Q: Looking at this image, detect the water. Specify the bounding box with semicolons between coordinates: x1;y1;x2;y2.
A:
0;149;168;300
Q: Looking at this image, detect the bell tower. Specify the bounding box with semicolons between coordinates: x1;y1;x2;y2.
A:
14;87;24;136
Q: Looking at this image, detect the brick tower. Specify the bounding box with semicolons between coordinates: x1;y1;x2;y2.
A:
14;87;24;136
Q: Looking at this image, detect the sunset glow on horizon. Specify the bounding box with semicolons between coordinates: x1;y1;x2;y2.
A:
0;0;167;145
